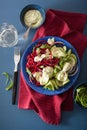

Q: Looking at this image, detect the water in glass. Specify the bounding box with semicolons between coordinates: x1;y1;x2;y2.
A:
0;23;18;47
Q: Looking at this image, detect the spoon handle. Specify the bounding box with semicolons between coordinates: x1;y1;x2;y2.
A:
23;26;31;39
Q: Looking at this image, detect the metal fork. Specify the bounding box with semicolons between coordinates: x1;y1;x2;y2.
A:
12;47;20;104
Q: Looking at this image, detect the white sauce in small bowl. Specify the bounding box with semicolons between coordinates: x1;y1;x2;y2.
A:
24;9;43;28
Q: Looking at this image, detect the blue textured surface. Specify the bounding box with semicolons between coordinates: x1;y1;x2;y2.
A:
0;0;87;130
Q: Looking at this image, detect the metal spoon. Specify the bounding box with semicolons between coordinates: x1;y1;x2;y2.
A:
23;25;31;39
23;20;37;39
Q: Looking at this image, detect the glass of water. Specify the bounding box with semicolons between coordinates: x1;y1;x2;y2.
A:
0;23;18;47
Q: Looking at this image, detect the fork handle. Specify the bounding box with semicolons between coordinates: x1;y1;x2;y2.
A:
12;71;18;104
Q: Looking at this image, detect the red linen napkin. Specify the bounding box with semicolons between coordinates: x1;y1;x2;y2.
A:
18;9;87;125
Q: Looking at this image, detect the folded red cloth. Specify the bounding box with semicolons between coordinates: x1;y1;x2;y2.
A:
18;9;87;125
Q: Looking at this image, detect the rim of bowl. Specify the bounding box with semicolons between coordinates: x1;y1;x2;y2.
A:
20;4;46;29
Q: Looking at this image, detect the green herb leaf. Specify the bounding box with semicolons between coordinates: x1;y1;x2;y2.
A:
2;72;10;85
5;77;13;91
2;72;13;91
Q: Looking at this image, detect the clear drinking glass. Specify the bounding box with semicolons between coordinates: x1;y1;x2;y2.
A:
0;23;18;47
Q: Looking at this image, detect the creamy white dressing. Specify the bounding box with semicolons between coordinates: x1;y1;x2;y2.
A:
51;46;65;58
33;72;42;82
62;62;72;72
43;66;53;78
40;67;53;85
69;57;76;67
33;66;53;85
47;38;55;46
34;49;51;62
24;9;43;28
40;75;49;85
34;55;42;62
56;71;68;81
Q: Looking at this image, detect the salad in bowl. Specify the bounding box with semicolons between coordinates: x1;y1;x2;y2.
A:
21;36;80;95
